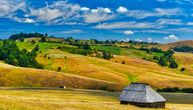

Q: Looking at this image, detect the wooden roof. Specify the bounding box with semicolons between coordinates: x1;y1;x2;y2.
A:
119;83;166;103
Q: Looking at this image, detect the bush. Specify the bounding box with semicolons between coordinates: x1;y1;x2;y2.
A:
158;56;167;66
157;87;193;93
122;61;125;64
181;67;186;71
169;60;178;68
57;67;61;72
157;87;180;92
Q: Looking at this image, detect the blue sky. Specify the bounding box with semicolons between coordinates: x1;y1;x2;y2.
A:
0;0;193;43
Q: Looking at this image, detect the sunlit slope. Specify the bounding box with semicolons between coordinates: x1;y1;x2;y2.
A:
174;52;193;75
37;47;193;89
0;62;117;90
161;40;193;51
0;88;193;110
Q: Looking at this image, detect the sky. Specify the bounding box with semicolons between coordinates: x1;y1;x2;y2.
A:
0;0;193;43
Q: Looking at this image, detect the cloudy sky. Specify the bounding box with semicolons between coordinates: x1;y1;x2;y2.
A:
0;0;193;43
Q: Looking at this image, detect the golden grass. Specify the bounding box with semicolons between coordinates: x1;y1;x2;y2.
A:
0;62;118;91
0;88;192;110
174;52;193;76
35;48;193;90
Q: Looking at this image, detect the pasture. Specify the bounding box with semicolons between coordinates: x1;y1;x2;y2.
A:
0;88;192;110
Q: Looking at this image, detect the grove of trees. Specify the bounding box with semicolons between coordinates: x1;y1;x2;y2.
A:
0;40;43;69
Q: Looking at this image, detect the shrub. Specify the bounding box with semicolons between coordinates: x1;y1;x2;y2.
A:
158;56;167;66
169;60;178;68
122;61;125;64
181;67;186;71
57;67;61;72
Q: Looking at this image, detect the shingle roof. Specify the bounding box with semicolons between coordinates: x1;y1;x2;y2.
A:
119;83;166;103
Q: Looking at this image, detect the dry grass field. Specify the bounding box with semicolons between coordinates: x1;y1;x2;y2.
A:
0;88;192;110
36;47;193;89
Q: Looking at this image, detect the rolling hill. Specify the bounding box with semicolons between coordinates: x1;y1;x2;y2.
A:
14;42;193;90
161;40;193;51
0;40;192;91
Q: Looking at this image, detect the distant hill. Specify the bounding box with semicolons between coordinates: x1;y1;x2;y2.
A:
161;40;193;51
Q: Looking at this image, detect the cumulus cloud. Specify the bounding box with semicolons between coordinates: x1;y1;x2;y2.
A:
80;7;90;11
116;6;128;13
123;30;134;35
164;35;178;40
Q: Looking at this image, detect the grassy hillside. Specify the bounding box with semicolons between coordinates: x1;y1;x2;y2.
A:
14;42;193;89
0;62;118;90
0;88;192;110
161;40;193;51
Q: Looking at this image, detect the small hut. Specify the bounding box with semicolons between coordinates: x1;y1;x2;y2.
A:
119;83;166;108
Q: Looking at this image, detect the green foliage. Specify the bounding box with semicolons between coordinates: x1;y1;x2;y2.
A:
164;50;175;61
58;46;91;55
102;51;113;60
158;56;167;66
169;60;178;68
157;87;180;92
91;45;121;55
9;32;46;40
0;40;43;69
174;46;193;52
157;87;193;93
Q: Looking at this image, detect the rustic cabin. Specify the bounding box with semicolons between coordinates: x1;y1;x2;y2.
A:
119;83;166;108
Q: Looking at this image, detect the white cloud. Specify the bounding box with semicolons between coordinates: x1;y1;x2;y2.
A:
123;30;134;35
83;7;114;23
83;13;115;23
155;8;182;16
116;6;128;13
103;8;112;13
80;7;90;11
147;37;153;42
120;8;182;19
187;22;193;26
30;8;63;21
24;18;35;23
29;1;82;24
156;19;182;25
90;8;112;13
164;35;178;40
95;21;160;29
0;1;26;19
135;38;143;42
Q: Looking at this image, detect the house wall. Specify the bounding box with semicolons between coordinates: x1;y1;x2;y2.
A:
120;101;165;108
